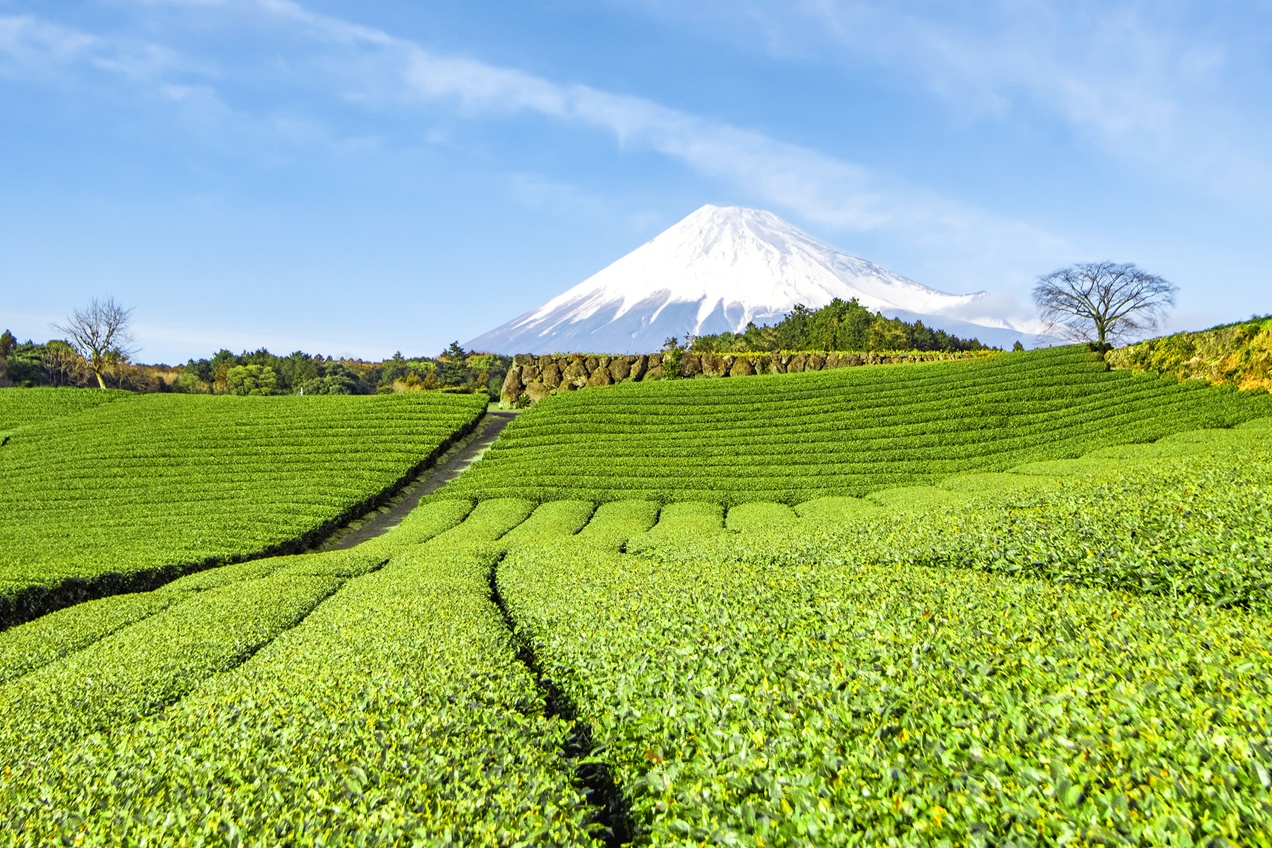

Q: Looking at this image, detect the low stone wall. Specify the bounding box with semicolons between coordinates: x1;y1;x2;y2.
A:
500;350;990;405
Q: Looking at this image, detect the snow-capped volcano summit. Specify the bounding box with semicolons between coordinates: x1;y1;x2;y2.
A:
467;205;1037;354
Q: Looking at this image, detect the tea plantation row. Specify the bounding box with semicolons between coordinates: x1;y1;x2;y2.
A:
3;413;1271;844
443;346;1272;504
0;390;486;628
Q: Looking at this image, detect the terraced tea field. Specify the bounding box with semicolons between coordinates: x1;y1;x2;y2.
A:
3;347;1271;845
442;346;1272;503
0;389;485;627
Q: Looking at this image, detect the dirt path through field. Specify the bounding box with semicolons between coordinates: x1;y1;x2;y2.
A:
319;409;519;551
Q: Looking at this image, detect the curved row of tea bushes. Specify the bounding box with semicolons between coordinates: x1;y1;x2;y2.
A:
0;513;474;691
0;503;603;846
0;568;349;765
0;591;178;686
733;420;1272;612
498;544;1272;845
499;500;596;547
575;500;661;550
0;502;487;699
0;391;486;628
0;555;335;687
635;502;725;551
428;497;536;546
439;346;1272;504
725;500;799;533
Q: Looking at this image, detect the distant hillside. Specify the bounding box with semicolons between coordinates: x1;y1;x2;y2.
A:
689;297;997;353
1108;316;1272;392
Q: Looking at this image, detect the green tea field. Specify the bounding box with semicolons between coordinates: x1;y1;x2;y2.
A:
0;389;486;627
442;346;1272;503
2;347;1271;845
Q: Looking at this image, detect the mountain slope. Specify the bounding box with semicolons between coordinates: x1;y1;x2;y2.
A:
468;205;1040;354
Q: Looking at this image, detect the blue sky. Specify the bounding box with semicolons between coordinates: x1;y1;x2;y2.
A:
2;0;1270;362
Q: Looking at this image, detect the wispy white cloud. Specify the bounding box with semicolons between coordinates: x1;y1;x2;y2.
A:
5;0;1069;286
0;13;192;81
0;15;99;74
798;3;1197;143
185;0;1065;255
626;0;1272;204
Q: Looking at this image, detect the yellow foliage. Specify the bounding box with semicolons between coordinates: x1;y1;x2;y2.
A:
1108;317;1272;392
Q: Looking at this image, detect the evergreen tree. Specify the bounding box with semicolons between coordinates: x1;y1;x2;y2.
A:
690;298;992;354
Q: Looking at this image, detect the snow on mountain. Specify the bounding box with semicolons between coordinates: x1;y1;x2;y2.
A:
467;205;1040;354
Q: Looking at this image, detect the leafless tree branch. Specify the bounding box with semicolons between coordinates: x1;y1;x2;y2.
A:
1033;262;1177;350
52;296;138;389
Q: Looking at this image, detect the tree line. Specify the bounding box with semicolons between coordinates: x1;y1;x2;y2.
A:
686;298;998;354
175;343;509;398
0;323;508;400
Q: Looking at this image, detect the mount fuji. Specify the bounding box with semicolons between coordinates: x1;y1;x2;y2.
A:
467;205;1041;354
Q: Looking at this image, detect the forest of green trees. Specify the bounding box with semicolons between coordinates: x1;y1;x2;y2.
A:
0;332;510;400
688;298;997;353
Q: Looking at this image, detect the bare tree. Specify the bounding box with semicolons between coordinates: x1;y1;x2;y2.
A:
1033;262;1178;350
52;297;138;389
